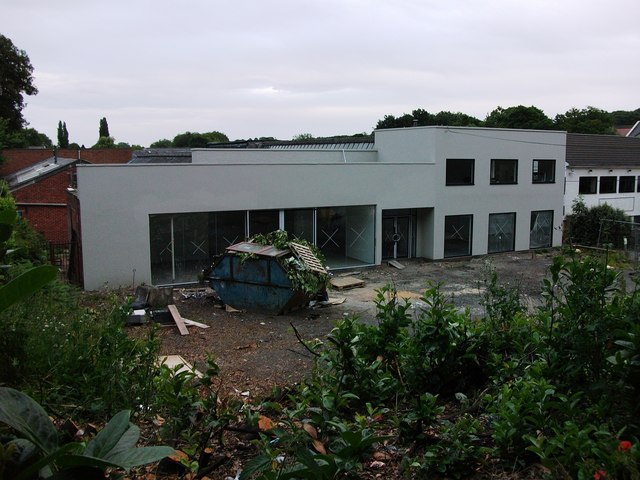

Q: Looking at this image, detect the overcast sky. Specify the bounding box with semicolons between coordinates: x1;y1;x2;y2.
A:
2;0;639;147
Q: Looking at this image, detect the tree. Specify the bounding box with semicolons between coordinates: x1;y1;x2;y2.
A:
149;139;172;148
0;34;38;132
172;131;229;148
99;117;110;138
554;107;615;134
92;136;115;148
292;133;314;141
610;108;640;126
0;119;51;149
568;197;630;247
57;121;69;148
375;108;481;129
484;105;554;130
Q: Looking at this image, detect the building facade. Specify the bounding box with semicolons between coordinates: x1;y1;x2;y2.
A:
77;126;566;290
564;133;640;220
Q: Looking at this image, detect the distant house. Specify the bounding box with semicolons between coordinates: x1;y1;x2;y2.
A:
76;126;566;290
564;133;640;221
0;148;134;245
6;156;86;243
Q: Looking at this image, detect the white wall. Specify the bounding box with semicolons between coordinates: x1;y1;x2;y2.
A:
565;166;640;216
78;127;566;289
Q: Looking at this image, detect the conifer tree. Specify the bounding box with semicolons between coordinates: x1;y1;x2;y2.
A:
57;121;69;148
99;117;110;138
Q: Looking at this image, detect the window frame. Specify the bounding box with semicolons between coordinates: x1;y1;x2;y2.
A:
578;176;597;195
488;212;516;254
530;210;554;249
599;176;617;194
490;159;518;185
532;159;556;184
444;214;473;258
619;176;635;193
445;158;475;186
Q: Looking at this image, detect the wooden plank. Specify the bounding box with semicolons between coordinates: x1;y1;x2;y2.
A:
167;304;189;335
388;259;405;270
290;242;327;274
158;355;203;377
330;276;365;290
182;318;210;329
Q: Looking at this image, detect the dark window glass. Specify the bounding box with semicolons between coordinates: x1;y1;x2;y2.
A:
488;212;516;253
578;177;597;194
444;215;472;257
284;209;314;243
490;159;518;184
249;210;279;236
446;159;474;186
599;177;617;194
532;160;555;183
620;176;635;193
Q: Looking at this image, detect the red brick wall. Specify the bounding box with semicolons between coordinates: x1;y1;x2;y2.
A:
16;204;68;243
0;148;134;176
12;167;76;243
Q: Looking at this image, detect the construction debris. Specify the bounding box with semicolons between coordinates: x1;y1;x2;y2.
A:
330;276;365;290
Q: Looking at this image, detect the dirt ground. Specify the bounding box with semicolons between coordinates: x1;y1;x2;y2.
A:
140;250;555;400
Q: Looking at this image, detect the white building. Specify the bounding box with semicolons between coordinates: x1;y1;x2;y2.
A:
76;126;566;290
565;133;640;219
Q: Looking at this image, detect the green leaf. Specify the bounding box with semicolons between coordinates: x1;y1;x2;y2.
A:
0;265;58;313
239;454;273;480
83;410;132;459
98;446;175;471
0;208;16;243
0;387;59;455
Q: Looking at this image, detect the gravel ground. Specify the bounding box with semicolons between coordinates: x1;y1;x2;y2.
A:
133;250;556;400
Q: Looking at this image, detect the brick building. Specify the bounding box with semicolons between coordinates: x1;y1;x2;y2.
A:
1;148;134;244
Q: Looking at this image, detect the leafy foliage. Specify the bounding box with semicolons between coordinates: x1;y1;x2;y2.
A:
244;230;329;295
0;34;38;132
484;105;555;130
0;387;173;479
568;197;631;247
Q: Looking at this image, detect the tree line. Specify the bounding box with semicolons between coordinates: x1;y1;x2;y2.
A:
375;105;640;134
1;33;638;153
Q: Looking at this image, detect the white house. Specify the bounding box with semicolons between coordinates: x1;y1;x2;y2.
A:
564;133;640;220
76;126;566;290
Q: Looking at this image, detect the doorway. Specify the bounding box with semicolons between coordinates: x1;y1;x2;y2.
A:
382;211;414;259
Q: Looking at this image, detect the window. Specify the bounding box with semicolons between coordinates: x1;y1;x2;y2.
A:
599;177;617;194
316;206;375;266
578;177;597;194
530;210;553;249
446;159;474;185
532;160;555;183
248;210;279;236
488;213;516;253
490;159;518;184
620;176;635;193
444;215;472;257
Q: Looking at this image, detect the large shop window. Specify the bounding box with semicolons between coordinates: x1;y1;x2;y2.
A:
446;159;474;186
444;215;473;257
284;209;314;243
530;210;553;249
316;206;375;267
490;159;518;184
532;160;555;183
488;212;516;253
150;213;210;285
150;206;375;285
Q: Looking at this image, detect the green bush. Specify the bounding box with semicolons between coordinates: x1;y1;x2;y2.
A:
569;197;632;247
